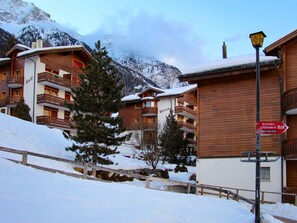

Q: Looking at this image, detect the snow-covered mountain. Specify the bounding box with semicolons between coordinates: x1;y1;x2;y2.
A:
0;0;184;94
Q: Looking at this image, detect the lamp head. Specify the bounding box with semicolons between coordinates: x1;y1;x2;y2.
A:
249;31;266;48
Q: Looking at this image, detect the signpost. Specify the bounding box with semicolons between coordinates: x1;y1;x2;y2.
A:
256;121;288;135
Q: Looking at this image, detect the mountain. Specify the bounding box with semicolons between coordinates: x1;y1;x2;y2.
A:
0;0;184;94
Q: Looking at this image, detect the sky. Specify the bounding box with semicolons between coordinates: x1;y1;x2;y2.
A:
24;0;297;72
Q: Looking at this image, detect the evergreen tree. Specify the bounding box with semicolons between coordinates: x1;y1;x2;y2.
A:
159;110;184;164
66;40;130;165
13;99;32;122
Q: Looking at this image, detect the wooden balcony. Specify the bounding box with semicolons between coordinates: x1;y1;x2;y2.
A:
6;75;24;88
38;72;79;91
283;88;297;115
283;138;297;159
37;94;71;110
178;121;196;133
0;99;7;107
142;123;157;131
175;106;197;120
6;96;23;108
36;116;71;129
142;107;158;116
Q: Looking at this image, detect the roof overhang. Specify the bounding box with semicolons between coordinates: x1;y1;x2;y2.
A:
265;29;297;56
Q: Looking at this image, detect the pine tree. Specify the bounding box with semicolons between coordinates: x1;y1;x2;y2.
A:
13;99;32;122
159;110;184;164
66;40;130;165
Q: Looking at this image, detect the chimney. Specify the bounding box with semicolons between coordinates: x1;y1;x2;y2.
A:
222;42;227;59
37;38;43;48
31;42;37;49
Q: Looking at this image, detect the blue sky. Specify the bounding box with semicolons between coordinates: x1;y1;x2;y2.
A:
26;0;296;72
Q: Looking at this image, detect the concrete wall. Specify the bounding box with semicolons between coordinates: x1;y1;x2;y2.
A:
196;157;282;202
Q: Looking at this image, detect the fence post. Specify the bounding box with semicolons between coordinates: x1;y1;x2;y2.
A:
92;164;97;177
261;191;265;204
187;183;191;194
200;185;204;195
145;176;151;189
219;187;222;198
21;151;28;165
83;162;88;179
236;189;239;201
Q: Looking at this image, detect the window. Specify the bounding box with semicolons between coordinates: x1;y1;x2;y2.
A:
135;104;141;109
45;68;59;75
14;69;23;76
260;167;270;180
12;89;22;96
44;107;58;118
65;92;71;101
45;86;59;96
0;108;5;113
64;111;70;121
72;60;85;69
144;101;151;107
135;118;140;124
0;92;6;100
0;72;7;81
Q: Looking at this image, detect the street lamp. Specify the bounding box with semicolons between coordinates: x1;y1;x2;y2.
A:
249;31;266;223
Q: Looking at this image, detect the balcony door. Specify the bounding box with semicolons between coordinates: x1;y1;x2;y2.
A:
44;107;58;118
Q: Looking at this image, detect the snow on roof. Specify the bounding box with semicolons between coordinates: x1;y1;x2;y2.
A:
17;45;91;58
184;54;279;75
138;86;164;96
141;96;155;100
157;84;197;98
0;58;11;62
121;94;141;102
5;43;31;57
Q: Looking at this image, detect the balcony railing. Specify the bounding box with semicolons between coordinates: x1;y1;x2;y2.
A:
6;75;24;88
36;116;71;129
37;94;71;109
283;138;297;158
142;123;157;130
175;106;197;119
6;96;23;107
178;121;196;132
142;107;158;116
38;72;79;90
283;88;297;114
0;99;7;107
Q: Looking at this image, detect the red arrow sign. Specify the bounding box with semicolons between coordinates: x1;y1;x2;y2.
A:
256;121;288;135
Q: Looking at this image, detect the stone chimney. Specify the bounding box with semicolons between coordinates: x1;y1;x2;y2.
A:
222;42;227;59
31;42;37;49
37;38;43;48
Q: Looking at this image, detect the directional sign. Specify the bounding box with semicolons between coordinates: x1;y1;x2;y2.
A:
256;121;289;135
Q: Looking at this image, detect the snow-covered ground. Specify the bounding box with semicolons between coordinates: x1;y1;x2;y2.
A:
0;113;296;223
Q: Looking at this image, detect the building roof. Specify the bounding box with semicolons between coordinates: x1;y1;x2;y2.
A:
122;84;197;103
157;84;197;98
121;94;141;102
137;86;164;96
265;29;297;56
17;45;92;61
5;44;31;57
179;54;279;83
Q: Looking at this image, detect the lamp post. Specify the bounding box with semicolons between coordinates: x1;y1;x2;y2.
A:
249;31;266;223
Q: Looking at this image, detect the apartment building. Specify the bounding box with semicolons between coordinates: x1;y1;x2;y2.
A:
179;29;297;203
0;41;92;135
119;85;197;149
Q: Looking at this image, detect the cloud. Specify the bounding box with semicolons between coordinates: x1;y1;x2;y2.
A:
83;11;207;73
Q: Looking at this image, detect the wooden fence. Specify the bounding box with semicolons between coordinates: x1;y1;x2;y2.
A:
0;146;296;207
